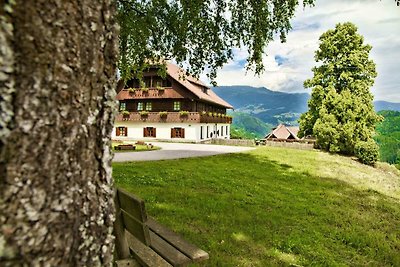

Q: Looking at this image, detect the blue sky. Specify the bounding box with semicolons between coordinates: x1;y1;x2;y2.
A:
207;0;400;102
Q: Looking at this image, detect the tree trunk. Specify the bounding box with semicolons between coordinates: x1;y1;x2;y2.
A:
0;0;118;266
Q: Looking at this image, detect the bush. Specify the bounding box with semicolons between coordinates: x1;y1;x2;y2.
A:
354;140;379;165
159;111;168;117
121;110;130;116
179;110;189;116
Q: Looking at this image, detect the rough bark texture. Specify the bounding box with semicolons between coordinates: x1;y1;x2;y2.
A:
0;0;119;266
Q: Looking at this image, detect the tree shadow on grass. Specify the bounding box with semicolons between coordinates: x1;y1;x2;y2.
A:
113;152;400;266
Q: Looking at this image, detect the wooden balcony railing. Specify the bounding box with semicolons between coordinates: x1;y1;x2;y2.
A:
116;112;232;124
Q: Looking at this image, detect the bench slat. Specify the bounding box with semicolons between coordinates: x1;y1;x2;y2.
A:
149;231;191;267
122;210;151;246
125;231;172;267
115;259;141;267
147;217;209;262
118;189;148;222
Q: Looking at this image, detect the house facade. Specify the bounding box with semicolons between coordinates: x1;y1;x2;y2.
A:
112;62;233;142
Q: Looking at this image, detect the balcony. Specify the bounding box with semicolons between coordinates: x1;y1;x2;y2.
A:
116;112;232;124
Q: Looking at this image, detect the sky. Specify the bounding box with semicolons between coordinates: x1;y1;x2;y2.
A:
206;0;400;102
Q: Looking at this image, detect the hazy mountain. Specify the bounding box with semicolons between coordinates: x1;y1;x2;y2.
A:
213;85;400;137
213;86;310;126
374;101;400;112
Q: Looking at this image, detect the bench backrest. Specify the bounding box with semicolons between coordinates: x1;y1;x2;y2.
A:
115;188;151;246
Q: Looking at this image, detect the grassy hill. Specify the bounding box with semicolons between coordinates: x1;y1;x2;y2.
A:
230;111;273;138
113;147;400;266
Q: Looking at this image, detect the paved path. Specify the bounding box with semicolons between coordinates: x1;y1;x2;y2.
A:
113;142;255;162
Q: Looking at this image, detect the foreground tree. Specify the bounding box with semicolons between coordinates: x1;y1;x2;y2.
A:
1;1;314;265
299;22;381;164
0;1;118;265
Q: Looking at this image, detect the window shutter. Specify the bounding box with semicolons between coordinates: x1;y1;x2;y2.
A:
171;128;175;138
125;127;128;136
143;128;147;137
181;128;185;138
116;127;120;136
153;128;156;138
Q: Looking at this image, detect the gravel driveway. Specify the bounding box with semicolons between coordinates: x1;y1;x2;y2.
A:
112;142;255;162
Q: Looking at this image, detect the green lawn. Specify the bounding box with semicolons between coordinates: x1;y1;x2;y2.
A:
113;147;400;266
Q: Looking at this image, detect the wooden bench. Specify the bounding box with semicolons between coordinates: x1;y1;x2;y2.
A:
115;144;136;150
114;188;209;267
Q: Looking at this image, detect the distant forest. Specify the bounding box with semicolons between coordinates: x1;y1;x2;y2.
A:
375;110;400;168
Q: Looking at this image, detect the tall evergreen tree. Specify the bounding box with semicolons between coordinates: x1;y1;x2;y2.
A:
299;22;381;164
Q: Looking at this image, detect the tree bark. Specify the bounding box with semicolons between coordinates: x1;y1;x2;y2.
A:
0;0;118;266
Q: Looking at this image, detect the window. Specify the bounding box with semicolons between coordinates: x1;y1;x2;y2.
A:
144;78;151;88
173;101;181;111
226;126;228;135
137;102;143;111
206;126;209;138
145;102;152;111
143;127;156;137
155;80;163;87
119;102;126;111
221;126;224;136
200;126;204;139
116;127;127;137
163;79;172;87
171;127;185;138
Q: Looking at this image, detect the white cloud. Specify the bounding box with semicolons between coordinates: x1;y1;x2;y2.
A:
209;0;400;102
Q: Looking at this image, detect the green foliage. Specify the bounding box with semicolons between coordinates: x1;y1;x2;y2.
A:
139;111;149;116
354;140;379;165
159;111;168;117
121;110;130;116
116;0;315;84
374;110;400;164
179;110;189;116
299;22;381;163
113;147;400;266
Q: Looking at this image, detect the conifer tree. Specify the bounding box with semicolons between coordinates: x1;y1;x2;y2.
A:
299;22;381;164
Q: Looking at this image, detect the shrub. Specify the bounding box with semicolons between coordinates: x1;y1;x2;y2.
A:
208;112;213;117
141;87;149;92
128;88;135;93
201;111;207;116
159;111;168;117
179;110;189;116
121;110;130;116
139;111;149;116
354;139;379;165
156;86;165;91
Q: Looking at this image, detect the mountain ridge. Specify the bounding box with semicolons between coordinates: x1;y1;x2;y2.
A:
212;85;400;137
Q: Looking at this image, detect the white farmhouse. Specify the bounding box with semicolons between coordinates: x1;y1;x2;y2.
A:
112;62;233;142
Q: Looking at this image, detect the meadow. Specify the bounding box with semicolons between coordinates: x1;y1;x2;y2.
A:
113;147;400;266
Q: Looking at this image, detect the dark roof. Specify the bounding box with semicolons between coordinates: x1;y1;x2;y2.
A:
116;62;233;109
